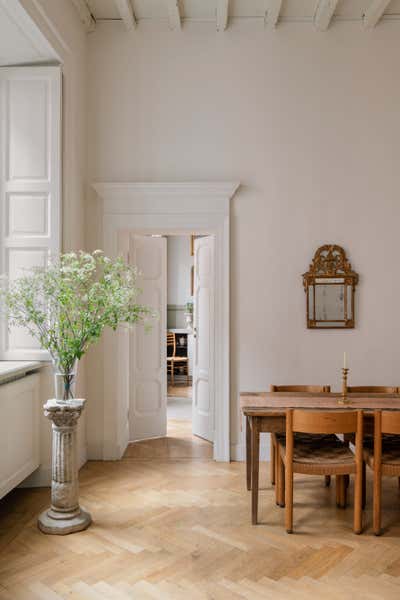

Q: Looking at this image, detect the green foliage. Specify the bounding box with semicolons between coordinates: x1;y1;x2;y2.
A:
0;250;153;372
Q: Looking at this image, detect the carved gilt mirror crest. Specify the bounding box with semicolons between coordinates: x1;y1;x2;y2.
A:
303;245;358;329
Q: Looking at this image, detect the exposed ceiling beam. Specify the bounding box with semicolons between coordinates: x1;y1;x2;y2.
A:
114;0;137;30
314;0;339;31
265;0;282;29
363;0;392;28
216;0;229;32
71;0;96;32
166;0;181;30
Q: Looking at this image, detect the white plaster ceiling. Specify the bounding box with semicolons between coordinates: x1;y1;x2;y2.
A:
85;0;400;27
0;1;58;66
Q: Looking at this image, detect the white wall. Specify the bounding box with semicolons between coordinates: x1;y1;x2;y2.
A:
86;20;400;457
167;236;193;306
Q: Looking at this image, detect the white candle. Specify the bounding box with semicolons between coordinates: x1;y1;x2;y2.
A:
343;352;347;369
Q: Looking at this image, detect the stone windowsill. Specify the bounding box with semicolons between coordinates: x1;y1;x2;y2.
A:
0;361;44;385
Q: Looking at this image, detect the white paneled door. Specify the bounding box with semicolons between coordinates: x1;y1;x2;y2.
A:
192;236;215;442
0;66;61;360
129;235;167;441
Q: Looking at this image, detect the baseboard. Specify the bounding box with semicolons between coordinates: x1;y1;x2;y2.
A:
230;433;271;462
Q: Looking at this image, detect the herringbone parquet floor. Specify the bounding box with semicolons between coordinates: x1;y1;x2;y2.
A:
1;421;400;599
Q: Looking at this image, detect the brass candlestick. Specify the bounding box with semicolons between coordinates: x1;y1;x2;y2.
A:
338;367;350;405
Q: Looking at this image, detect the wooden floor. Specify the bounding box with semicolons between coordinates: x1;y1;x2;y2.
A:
1;429;400;599
167;384;192;398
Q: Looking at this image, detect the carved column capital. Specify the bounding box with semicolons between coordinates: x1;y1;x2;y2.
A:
43;399;85;428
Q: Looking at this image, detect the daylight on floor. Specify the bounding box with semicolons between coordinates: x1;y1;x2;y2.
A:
1;1;400;599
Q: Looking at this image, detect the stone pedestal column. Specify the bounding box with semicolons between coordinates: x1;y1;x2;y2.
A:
38;399;91;535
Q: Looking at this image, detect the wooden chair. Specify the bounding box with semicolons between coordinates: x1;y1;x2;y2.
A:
347;387;400;492
269;385;331;489
277;409;363;534
167;332;189;386
364;410;400;535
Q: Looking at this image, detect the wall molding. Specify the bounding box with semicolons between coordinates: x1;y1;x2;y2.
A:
92;181;240;462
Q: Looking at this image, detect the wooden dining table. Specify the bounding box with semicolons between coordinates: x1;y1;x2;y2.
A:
240;391;400;524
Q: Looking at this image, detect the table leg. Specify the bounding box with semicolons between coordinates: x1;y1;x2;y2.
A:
246;416;251;491
251;417;260;525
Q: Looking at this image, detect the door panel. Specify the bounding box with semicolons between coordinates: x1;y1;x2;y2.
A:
129;235;167;441
0;66;61;360
192;236;215;442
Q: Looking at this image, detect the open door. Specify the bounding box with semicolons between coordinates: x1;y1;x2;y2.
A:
192;236;215;442
129;235;167;441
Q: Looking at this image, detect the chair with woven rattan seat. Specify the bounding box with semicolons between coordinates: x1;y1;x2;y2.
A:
346;386;400;495
363;410;400;535
269;385;331;489
277;409;363;534
167;331;189;386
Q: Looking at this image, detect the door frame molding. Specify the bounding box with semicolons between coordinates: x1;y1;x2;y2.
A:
92;181;240;462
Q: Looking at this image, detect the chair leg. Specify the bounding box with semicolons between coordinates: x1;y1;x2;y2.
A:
362;462;366;510
171;362;174;386
285;459;293;533
336;475;346;508
336;475;341;507
373;467;382;536
246;417;251;491
325;475;331;487
354;467;363;535
279;454;285;507
270;435;276;486
275;449;280;506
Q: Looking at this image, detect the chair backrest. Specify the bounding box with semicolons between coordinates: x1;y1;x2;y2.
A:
288;409;361;435
373;411;400;468
270;385;331;393
378;410;400;435
347;386;399;394
167;332;176;357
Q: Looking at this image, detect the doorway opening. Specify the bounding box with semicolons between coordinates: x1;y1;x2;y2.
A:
93;180;238;461
166;235;194;442
126;232;215;460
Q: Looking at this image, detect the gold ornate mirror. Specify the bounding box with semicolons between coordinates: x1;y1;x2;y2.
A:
303;245;358;329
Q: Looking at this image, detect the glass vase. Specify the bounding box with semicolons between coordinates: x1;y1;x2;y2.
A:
52;358;79;402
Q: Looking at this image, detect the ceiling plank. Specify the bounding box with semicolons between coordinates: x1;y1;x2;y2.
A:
265;0;282;29
314;0;339;31
71;0;95;32
114;0;137;30
363;0;392;28
216;0;229;32
166;0;181;30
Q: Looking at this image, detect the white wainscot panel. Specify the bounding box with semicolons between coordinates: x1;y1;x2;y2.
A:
7;193;49;237
7;79;49;181
0;373;40;499
135;380;162;415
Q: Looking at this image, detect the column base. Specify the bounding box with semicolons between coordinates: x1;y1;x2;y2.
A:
38;507;91;535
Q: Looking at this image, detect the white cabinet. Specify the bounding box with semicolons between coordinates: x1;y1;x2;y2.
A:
0;373;40;499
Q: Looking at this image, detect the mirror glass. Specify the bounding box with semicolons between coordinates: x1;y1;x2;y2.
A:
315;283;345;321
